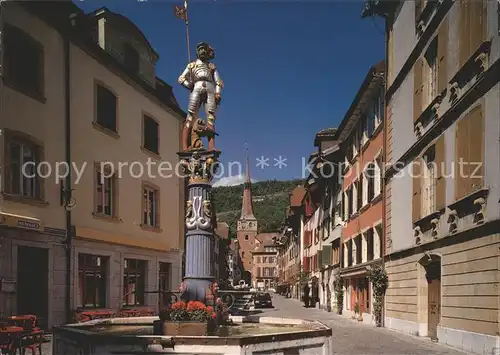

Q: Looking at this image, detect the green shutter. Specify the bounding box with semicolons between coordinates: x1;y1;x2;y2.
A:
317;252;323;269
322;245;332;267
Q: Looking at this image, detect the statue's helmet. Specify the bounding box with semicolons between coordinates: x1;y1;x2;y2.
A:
196;42;215;60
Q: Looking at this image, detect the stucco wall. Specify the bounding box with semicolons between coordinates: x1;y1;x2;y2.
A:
2;4;67;230
69;43;182;251
392;2;417;80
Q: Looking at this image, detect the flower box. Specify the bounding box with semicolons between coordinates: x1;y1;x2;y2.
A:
159;320;211;336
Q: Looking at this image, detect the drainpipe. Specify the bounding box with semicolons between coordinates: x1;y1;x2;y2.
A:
64;14;74;323
381;10;389;328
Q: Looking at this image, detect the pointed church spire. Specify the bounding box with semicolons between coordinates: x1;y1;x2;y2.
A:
241;150;256;219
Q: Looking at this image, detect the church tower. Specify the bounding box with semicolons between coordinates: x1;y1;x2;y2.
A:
236;155;258;278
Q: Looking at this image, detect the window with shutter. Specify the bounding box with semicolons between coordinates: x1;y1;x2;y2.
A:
435;136;446;210
455;105;484;200
421;146;436;216
412;158;422;222
459;0;486;67
414;58;424;122
437;18;449;93
424;38;438;107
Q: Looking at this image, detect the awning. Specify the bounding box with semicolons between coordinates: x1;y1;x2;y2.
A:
0;212;43;231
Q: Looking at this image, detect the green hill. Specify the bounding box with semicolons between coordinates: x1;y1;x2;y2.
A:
212;179;304;238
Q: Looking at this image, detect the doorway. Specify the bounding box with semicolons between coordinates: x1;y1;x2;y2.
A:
426;259;441;340
418;253;441;340
158;262;171;309
17;246;49;328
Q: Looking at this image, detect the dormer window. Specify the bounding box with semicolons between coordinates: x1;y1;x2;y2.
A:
124;43;140;74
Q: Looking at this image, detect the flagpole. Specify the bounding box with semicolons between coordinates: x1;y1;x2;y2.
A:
184;0;191;62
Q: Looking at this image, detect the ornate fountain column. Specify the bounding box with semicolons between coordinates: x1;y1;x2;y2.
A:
178;150;221;302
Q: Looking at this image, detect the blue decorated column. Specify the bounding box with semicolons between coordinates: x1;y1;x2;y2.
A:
178;150;221;302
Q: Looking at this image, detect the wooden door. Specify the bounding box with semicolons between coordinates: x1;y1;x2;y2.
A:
17;246;49;328
427;263;441;340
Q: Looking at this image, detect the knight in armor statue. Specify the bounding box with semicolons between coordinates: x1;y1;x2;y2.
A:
178;42;223;151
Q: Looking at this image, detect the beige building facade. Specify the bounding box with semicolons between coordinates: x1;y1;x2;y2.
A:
366;0;500;353
0;3;184;327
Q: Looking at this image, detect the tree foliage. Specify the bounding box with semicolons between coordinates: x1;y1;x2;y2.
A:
212;179;303;238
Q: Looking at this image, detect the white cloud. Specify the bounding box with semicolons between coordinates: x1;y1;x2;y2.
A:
213;173;257;187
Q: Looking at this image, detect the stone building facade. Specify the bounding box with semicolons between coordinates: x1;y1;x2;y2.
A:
0;2;184;327
366;0;500;352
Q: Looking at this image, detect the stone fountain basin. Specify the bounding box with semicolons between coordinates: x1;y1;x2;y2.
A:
53;315;333;354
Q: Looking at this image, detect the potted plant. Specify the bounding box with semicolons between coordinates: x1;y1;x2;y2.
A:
155;301;217;336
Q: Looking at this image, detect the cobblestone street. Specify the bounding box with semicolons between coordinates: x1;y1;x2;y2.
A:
41;294;470;355
258;295;470;355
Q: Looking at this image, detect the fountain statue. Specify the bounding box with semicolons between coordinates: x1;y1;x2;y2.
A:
177;41;222;305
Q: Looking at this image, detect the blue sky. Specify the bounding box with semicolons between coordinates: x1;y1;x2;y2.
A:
76;0;384;185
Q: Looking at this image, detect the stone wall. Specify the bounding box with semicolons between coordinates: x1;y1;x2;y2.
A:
385;233;500;354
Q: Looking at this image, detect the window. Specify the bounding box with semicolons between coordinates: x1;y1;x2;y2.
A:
3;24;44;97
143;115;159;154
421;147;436;216
375;157;382;196
245;235;249;240
96;84;117;132
5;134;42;199
367;229;374;262
347;240;353;267
375;88;385;127
94;165;117;217
357;177;363;210
124;43;140;74
359;117;367;146
123;258;146;305
262;257;267;263
425;38;438;107
459;0;487;66
78;254;107;308
367;163;375;202
355;235;362;264
367;107;375;138
142;184;160;228
159;262;171;308
347;187;353;216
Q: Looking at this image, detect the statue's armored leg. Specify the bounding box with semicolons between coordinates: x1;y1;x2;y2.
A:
206;95;217;151
183;89;201;151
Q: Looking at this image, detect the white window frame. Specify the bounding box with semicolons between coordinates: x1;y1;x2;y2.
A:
143;186;158;227
361;231;368;264
374;155;383;197
352;182;358;213
362;170;369;206
374;89;384;129
8;140;41;199
95;169;115;216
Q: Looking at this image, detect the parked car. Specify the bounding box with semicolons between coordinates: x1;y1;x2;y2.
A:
254;292;273;308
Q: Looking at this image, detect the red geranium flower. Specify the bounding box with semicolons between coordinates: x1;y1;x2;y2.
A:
172;301;186;310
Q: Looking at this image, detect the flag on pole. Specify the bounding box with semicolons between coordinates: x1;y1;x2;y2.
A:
174;2;188;22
